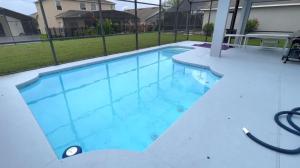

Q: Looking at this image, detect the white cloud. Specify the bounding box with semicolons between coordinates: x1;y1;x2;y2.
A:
121;5;129;10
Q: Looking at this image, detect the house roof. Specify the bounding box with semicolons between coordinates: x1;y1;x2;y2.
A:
56;10;88;18
98;0;115;5
0;7;35;21
30;12;38;19
56;10;137;21
125;7;159;22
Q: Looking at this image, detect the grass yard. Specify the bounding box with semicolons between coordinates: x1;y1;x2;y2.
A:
0;32;285;75
0;32;176;75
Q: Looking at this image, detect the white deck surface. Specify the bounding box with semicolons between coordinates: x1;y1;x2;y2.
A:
0;41;299;168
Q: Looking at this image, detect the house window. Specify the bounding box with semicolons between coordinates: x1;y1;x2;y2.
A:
55;0;62;10
80;2;86;10
91;2;96;11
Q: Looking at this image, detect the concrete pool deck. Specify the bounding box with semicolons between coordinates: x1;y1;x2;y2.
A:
0;41;299;168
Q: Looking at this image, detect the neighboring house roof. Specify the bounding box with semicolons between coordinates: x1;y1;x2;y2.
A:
0;7;35;21
30;12;38;19
145;11;159;22
125;7;159;22
35;0;115;5
56;10;137;21
145;12;160;23
56;10;88;18
99;0;115;5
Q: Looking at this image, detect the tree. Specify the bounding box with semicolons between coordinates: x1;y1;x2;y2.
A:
245;19;259;33
203;23;214;36
103;19;112;34
164;0;178;7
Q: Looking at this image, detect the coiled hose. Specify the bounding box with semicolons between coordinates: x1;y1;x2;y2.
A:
243;107;300;155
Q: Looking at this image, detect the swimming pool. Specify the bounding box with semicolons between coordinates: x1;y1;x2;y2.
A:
19;46;220;159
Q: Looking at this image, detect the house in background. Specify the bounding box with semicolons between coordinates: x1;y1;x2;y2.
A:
149;3;204;32
0;7;38;37
201;0;300;32
35;0;115;34
125;7;159;32
54;10;136;36
125;7;159;25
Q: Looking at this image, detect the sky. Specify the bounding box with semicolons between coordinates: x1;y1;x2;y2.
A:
0;0;161;15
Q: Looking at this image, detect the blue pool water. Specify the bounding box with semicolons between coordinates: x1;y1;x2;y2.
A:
19;47;220;159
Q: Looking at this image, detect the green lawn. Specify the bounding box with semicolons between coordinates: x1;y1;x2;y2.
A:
0;32;284;75
0;32;176;75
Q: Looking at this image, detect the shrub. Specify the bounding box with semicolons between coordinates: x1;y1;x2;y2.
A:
39;34;48;40
84;27;97;35
103;19;113;34
246;19;259;33
164;0;177;7
203;23;214;36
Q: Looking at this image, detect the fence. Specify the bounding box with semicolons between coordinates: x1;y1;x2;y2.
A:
0;0;212;75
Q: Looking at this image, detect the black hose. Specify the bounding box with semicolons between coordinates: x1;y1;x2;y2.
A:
243;107;300;155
